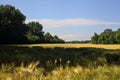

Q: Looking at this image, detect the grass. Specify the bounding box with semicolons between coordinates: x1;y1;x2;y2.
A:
12;43;120;50
0;62;120;80
0;44;120;80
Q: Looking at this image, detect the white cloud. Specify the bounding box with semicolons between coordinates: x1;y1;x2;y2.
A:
25;19;120;28
59;34;89;41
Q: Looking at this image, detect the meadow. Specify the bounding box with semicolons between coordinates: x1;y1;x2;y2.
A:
12;43;120;50
0;44;120;80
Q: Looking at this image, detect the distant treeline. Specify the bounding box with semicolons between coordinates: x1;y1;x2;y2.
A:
66;40;90;43
0;5;65;44
91;28;120;44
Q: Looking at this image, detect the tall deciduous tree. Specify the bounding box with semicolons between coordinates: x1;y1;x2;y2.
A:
0;5;64;44
0;5;27;43
26;22;44;43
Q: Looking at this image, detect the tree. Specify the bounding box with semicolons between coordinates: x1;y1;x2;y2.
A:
91;33;99;44
44;32;53;43
115;28;120;43
52;35;65;43
44;33;65;43
52;35;59;43
25;31;40;43
91;28;118;44
26;21;44;43
27;22;43;36
97;33;105;44
99;32;113;44
0;5;27;44
104;29;112;33
0;5;64;44
98;30;115;44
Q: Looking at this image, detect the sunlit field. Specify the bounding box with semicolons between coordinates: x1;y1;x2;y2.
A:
0;63;120;80
1;0;120;79
13;43;120;50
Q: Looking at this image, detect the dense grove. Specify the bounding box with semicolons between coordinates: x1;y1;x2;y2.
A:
1;4;120;44
91;29;120;44
0;5;64;44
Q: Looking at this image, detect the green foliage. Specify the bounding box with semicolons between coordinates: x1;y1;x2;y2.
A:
91;33;99;44
44;32;65;43
115;29;120;43
0;5;27;44
104;28;112;33
91;28;120;44
25;32;40;42
0;4;65;44
26;22;44;43
27;22;43;36
44;32;53;43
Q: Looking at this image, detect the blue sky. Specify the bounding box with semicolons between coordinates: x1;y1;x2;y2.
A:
1;0;120;41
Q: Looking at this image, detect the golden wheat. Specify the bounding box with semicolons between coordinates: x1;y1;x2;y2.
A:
13;44;120;50
0;63;120;80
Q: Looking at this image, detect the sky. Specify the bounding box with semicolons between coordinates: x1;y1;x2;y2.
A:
0;0;120;41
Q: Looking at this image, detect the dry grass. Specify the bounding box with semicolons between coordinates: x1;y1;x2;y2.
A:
13;43;120;50
0;62;120;80
1;44;120;80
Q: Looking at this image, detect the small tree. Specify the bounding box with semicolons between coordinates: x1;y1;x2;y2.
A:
91;33;99;44
44;32;53;43
116;29;120;43
26;21;44;43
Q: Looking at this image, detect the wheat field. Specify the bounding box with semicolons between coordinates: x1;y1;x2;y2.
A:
1;44;120;80
0;62;120;80
14;43;120;50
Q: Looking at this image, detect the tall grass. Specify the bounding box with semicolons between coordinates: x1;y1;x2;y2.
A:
0;46;120;68
0;62;120;80
0;44;120;80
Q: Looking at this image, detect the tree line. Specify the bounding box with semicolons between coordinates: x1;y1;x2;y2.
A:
0;5;65;44
66;40;90;44
91;28;120;44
